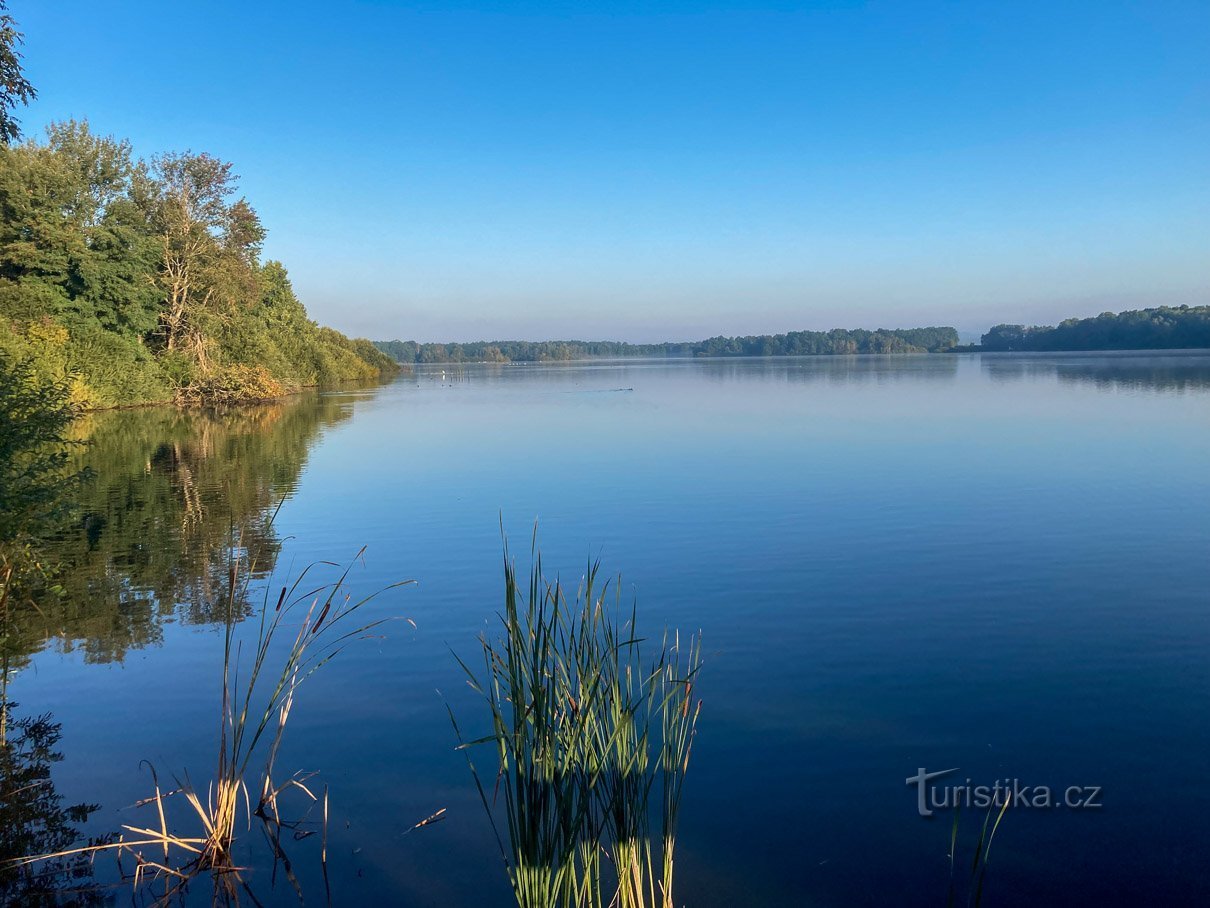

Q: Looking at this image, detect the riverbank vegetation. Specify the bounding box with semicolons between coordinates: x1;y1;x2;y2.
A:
0;122;397;408
978;305;1210;352
376;326;959;364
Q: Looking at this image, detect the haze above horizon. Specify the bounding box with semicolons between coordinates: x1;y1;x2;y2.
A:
18;0;1209;343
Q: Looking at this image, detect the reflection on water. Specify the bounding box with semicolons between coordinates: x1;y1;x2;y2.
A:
686;354;961;386
424;349;1210;395
0;391;363;904
0;706;105;905
980;349;1210;393
415;353;962;388
8;393;355;668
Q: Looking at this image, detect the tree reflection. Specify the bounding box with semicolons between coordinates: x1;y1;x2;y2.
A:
980;352;1210;393
0;704;106;906
2;392;353;668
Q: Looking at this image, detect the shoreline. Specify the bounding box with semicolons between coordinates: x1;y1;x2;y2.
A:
398;347;1210;367
74;373;400;414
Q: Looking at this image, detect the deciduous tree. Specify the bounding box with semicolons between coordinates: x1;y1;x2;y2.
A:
148;152;263;368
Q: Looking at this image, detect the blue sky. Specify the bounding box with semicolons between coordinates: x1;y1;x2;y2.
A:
15;1;1210;342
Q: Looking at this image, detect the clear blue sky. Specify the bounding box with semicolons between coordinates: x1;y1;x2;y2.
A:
15;1;1210;342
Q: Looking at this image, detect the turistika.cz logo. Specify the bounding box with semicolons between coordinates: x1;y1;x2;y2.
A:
906;767;1103;817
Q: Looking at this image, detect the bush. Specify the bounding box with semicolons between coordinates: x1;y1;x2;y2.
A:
175;365;287;405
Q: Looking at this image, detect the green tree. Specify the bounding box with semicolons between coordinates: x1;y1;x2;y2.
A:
980;306;1210;352
0;122;171;406
374;326;960;363
42;121;162;336
2;125;395;407
148;152;261;366
0;0;35;145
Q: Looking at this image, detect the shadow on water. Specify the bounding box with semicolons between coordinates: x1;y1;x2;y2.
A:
5;390;356;670
979;349;1210;393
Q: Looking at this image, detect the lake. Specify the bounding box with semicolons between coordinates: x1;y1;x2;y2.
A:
10;351;1210;905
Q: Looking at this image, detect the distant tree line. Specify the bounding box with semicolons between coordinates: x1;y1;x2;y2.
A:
375;326;960;364
980;306;1210;352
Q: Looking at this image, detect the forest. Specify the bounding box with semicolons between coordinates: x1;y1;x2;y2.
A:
375;326;960;364
0;121;398;409
979;306;1210;352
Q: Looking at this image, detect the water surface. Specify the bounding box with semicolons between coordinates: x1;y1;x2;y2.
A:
12;352;1210;905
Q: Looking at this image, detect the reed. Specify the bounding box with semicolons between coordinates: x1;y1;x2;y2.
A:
452;534;703;908
947;796;1011;908
7;537;409;898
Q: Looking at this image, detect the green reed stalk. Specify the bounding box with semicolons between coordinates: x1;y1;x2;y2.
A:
204;540;409;869
947;796;1011;908
659;630;702;907
453;533;703;908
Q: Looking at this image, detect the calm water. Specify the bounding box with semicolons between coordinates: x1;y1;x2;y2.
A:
10;352;1210;906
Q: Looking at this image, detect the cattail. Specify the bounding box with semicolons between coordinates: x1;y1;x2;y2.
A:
311;598;332;634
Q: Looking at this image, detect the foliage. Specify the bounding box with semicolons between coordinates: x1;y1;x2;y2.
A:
376;326;960;363
175;364;287;405
980;306;1210;352
453;539;703;908
0;0;35;145
0;121;397;408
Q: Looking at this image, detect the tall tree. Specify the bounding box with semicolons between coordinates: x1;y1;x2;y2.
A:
46;121;160;334
148;152;263;367
0;122;160;335
0;1;35;145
